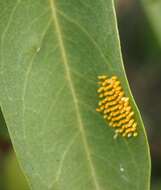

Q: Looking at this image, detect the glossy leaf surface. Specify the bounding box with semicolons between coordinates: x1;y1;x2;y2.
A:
0;0;150;189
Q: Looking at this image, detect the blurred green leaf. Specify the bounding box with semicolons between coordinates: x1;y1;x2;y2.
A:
0;170;5;190
4;151;29;190
151;180;161;190
142;0;161;46
0;108;9;138
0;0;150;189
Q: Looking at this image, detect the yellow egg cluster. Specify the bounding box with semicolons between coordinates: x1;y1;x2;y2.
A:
96;75;138;138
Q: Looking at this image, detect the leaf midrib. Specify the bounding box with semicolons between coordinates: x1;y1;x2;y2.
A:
49;0;101;189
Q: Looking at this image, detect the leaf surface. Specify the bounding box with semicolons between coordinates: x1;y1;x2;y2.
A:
0;0;150;189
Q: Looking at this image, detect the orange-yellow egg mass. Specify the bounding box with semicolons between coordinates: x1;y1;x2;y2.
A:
96;75;138;138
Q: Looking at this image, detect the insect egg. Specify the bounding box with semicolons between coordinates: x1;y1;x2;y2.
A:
96;75;138;138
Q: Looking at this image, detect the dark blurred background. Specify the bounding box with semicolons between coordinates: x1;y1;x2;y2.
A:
0;0;161;189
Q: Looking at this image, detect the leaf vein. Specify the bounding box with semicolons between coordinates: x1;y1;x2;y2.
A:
22;19;52;138
57;9;112;70
49;0;101;189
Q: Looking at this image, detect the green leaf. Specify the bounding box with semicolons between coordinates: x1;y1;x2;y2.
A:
0;0;151;190
142;0;161;46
